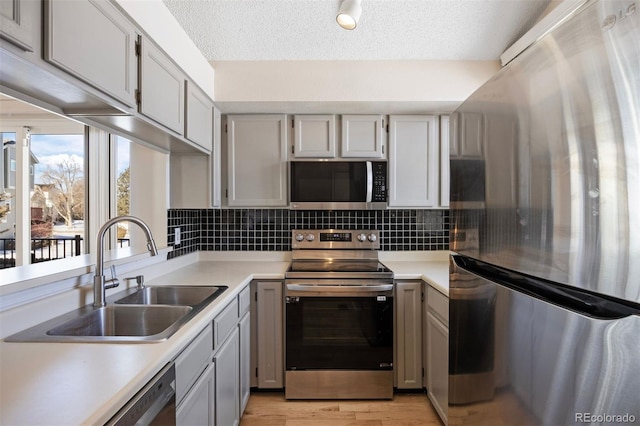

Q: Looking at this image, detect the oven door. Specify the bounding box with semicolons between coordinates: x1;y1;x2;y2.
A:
285;281;394;371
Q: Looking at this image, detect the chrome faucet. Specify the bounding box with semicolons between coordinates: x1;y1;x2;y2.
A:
93;215;158;307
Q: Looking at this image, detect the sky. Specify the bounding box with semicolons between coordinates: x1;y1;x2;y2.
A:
27;134;130;183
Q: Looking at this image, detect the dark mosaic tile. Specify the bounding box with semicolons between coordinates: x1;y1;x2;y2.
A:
168;208;449;256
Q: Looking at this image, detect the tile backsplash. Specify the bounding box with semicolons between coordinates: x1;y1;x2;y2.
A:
168;209;449;258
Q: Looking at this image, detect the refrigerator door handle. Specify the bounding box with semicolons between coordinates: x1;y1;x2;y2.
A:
452;255;640;320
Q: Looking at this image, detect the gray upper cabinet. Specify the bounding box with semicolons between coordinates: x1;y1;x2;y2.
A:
341;114;385;158
185;80;213;151
226;115;288;207
43;0;138;108
388;115;439;207
450;111;483;158
292;115;336;158
439;115;450;208
139;37;185;135
0;0;36;51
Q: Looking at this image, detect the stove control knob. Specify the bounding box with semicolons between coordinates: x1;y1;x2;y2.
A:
295;233;305;242
368;233;378;242
306;233;316;242
357;233;367;242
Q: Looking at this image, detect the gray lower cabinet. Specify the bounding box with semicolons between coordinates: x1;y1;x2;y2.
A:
215;327;240;426
395;280;423;389
250;280;284;389
176;363;215;426
426;285;449;423
175;325;215;425
139;36;185;134
175;284;250;426
0;0;36;51
43;0;138;107
239;311;251;414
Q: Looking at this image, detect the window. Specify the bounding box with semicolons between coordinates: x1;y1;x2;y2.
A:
1;93;168;279
0;95;85;269
30;133;86;263
1;132;17;267
112;135;131;249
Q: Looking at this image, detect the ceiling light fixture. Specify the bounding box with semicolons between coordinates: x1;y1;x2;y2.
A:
336;0;362;30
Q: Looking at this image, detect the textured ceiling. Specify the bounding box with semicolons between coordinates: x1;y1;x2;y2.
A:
162;0;551;62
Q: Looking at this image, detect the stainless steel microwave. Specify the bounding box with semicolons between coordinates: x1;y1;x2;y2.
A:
290;161;388;210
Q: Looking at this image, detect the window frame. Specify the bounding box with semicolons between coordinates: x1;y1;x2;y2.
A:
1;118;86;267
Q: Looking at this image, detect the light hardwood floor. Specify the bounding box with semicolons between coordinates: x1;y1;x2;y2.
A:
239;391;444;426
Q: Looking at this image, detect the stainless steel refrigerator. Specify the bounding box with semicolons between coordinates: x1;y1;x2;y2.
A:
448;0;640;425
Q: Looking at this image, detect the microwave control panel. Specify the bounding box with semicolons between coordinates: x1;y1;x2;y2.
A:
372;162;387;202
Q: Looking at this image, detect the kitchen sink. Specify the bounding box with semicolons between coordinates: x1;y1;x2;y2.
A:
113;285;227;308
47;305;192;338
5;285;229;343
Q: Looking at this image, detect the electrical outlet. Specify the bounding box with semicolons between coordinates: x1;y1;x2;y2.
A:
174;227;181;246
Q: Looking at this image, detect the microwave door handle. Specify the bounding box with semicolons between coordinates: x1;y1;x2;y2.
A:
366;161;373;203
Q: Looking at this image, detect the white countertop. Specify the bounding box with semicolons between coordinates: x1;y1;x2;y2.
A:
0;251;449;425
0;258;289;426
384;260;450;296
381;251;450;296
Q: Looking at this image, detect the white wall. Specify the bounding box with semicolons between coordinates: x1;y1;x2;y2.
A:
212;60;500;114
130;143;168;251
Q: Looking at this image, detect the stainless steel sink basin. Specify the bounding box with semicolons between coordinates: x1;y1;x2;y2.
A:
47;305;192;338
113;285;227;307
5;285;228;343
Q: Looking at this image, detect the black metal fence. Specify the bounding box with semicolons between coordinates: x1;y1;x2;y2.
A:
0;237;130;269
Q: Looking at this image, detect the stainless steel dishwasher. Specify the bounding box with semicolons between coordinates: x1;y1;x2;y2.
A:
106;363;176;425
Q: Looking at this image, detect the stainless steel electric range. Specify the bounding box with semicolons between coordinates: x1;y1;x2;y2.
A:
284;229;394;400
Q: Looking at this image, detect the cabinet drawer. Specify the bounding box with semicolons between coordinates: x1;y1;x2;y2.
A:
175;324;213;404
427;285;449;327
214;298;239;350
238;286;250;316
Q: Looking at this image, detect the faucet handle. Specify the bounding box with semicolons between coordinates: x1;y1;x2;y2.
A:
126;275;145;289
105;264;120;290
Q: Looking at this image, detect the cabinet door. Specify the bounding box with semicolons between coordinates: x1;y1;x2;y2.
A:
239;312;251;415
176;363;215;426
427;311;448;423
227;115;288;207
449;112;460;158
341;115;385;158
175;325;213;405
215;328;240;426
388;115;438;207
211;107;223;208
44;0;137;107
395;281;423;389
0;0;36;51
185;80;213;151
460;112;483;158
140;37;185;134
439;115;450;208
293;115;336;158
422;282;429;389
256;281;284;388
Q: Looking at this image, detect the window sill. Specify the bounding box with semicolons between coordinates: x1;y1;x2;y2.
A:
0;247;173;311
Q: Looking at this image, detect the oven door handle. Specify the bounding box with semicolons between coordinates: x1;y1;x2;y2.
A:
286;284;393;293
